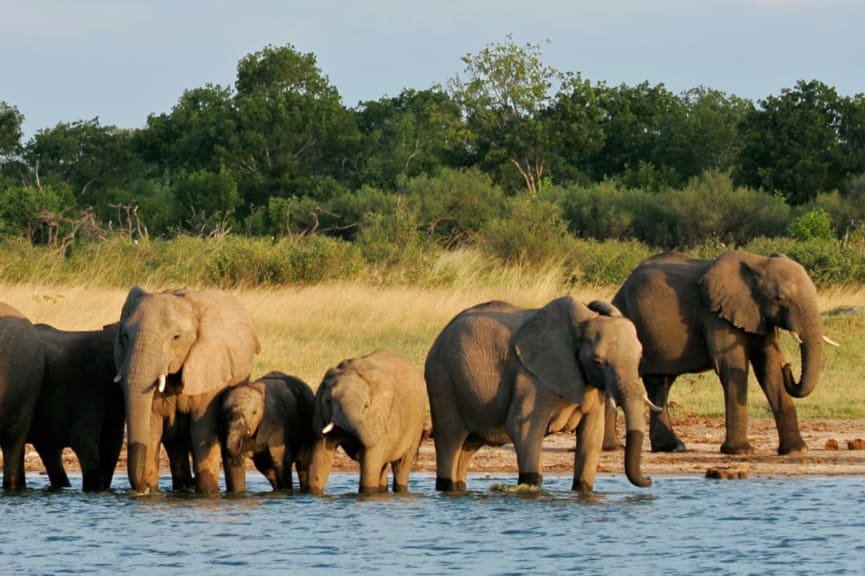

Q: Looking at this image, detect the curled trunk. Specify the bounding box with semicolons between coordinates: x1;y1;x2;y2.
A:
619;385;652;488
783;336;822;399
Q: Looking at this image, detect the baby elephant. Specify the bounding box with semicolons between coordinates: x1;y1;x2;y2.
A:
220;371;314;493
308;349;427;495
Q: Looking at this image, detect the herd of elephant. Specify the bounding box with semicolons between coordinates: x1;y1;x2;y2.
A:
0;250;837;495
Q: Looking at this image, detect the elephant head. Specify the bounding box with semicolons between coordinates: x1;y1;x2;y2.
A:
514;297;651;488
313;357;393;451
220;384;265;465
701;251;827;399
114;286;260;493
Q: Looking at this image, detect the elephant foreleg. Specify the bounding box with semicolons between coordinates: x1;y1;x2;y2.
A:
645;375;686;452
751;344;807;455
716;353;753;455
602;400;623;451
252;449;280;490
164;438;194;491
189;404;222;496
359;448;388;494
572;405;603;491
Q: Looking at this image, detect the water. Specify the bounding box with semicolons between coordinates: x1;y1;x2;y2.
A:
1;473;863;575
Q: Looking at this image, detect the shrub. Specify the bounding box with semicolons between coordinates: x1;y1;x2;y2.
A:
743;236;865;286
788;208;834;240
480;196;575;265
564;239;654;286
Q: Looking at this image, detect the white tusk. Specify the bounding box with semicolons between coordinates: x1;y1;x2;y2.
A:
790;331;804;345
114;373;122;383
321;422;335;435
644;394;663;413
823;335;840;347
158;374;166;393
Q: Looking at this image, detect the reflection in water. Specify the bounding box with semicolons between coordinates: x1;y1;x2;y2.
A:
0;473;863;575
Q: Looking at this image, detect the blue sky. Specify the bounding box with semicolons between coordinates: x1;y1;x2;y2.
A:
2;0;862;137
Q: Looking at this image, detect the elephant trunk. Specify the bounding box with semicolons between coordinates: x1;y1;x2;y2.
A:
122;338;164;494
784;332;823;399
618;382;652;488
224;424;247;465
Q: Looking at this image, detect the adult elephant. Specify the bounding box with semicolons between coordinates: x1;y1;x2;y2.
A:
609;250;836;455
425;297;652;492
0;303;45;490
114;287;260;495
29;322;125;491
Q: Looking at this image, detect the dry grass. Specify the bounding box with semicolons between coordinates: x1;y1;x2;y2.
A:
4;281;864;419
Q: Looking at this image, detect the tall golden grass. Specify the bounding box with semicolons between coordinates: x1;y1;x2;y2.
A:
4;270;864;420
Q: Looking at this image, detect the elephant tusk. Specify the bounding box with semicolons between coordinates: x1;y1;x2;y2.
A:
790;331;804;345
321;422;335;435
644;394;663;413
158;374;167;393
113;372;122;383
823;335;840;347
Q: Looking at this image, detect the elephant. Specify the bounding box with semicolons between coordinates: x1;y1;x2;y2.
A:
219;371;315;493
607;250;836;455
0;303;45;490
308;349;427;495
114;286;260;495
425;296;652;492
28;322;125;491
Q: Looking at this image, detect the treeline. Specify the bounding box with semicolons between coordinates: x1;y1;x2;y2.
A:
1;39;865;263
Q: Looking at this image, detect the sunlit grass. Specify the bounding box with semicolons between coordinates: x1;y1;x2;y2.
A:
4;277;864;419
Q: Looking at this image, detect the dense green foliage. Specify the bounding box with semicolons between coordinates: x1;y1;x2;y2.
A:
2;39;865;279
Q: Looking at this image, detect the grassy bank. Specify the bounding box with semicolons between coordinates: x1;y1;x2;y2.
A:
5;278;865;421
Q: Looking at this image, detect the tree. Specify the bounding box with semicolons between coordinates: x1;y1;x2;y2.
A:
354;88;470;189
0;101;24;160
734;80;847;205
232;44;360;207
449;35;564;194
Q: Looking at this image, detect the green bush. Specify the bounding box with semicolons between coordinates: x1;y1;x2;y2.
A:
788;208;834;240
480;196;575;264
564;239;654;286
743;236;865;286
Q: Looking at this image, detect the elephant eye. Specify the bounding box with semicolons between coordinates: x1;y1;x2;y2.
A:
172;333;182;341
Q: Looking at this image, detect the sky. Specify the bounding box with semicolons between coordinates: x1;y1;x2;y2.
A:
2;0;863;138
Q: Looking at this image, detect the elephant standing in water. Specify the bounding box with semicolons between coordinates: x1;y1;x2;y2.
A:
29;322;125;491
425;297;652;492
608;251;836;455
114;287;260;495
220;371;315;493
0;303;45;490
308;349;427;495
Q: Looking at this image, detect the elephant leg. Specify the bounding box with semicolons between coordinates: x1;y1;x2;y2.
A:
252;450;280;490
274;445;293;491
507;408;551;487
39;446;71;489
455;439;483;490
189;403;222;495
378;465;388;492
572;405;604;492
716;352;753;455
391;439;420;492
359;448;387;494
2;437;27;490
164;437;194;491
433;427;470;491
99;399;125;490
751;345;807;455
602;399;623;451
645;375;686;452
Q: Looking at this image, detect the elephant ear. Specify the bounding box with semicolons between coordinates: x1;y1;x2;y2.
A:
354;351;397;414
181;290;261;396
700;252;765;334
588;300;623;317
514;297;591;405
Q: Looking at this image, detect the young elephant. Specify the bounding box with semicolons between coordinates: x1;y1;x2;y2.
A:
220;371;314;493
308;349;427;495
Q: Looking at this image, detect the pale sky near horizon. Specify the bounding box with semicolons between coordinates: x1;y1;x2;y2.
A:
1;0;862;138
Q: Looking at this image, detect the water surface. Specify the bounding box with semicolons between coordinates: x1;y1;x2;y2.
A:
1;473;862;575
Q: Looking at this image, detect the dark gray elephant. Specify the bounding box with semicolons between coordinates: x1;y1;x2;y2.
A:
114;287;260;495
29;322;125;491
425;297;652;492
308;349;427;495
220;371;315;493
0;303;45;490
608;250;836;455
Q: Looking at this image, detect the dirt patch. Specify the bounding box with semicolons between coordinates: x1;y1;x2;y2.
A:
23;417;865;482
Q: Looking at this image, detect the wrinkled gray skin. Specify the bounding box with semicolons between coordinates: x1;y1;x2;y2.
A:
29;322;125;491
0;303;45;490
309;349;427;495
114;287;260;495
608;251;827;455
220;371;315;493
425;297;650;492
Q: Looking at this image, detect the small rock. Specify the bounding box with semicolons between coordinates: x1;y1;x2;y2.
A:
847;439;865;450
705;467;749;480
824;439;841;450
